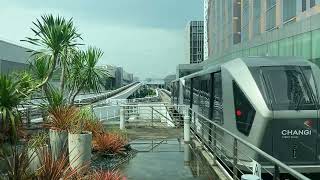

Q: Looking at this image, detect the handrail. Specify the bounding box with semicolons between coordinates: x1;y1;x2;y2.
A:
190;107;310;180
119;103;310;180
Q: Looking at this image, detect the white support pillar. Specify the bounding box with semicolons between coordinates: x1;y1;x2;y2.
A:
184;144;191;166
120;107;125;130
184;113;190;143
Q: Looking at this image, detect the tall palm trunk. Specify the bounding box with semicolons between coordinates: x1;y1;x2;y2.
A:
60;62;66;93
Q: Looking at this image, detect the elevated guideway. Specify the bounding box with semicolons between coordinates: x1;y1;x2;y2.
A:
19;82;142;123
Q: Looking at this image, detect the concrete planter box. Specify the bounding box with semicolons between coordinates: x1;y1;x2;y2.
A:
68;131;92;171
49;129;68;160
28;145;48;172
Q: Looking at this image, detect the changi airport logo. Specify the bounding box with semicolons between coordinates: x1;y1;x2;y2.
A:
281;129;312;136
304;120;313;129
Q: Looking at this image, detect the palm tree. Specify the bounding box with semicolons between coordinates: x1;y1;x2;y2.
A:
29;54;51;96
22;14;82;93
67;47;108;104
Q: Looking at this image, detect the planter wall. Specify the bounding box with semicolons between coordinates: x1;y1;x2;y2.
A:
49;129;68;160
68;131;92;171
28;145;48;172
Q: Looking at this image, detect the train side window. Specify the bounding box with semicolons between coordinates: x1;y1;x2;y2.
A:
213;72;223;123
233;81;256;136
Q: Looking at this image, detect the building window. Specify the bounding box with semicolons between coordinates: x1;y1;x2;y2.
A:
233;81;255;136
283;0;296;23
253;0;261;37
266;0;276;31
310;0;316;8
302;0;307;11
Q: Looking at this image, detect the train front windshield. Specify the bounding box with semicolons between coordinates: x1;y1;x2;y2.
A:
249;66;318;110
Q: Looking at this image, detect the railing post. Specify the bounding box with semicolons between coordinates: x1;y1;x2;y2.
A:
151;107;154;127
193;111;196;130
184;111;190;143
120;106;125;130
273;165;280;180
233;139;238;179
213;125;217;157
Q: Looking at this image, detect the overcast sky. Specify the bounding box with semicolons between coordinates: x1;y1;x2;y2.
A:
0;0;203;79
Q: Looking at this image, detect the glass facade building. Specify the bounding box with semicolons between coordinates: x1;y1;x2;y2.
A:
204;0;320;67
185;21;204;64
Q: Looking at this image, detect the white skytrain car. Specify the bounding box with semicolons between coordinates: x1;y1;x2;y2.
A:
171;57;320;174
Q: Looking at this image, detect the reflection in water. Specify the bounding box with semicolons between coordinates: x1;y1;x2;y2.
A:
186;144;216;180
120;138;215;180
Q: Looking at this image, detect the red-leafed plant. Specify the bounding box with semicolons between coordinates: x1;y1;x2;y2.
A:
46;105;80;131
93;132;127;154
90;169;125;180
35;150;84;180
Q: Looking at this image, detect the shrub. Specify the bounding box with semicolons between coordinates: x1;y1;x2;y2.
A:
35;150;83;180
83;119;104;136
79;106;104;135
1;146;34;179
90;169;124;180
46;105;80;131
93;133;127;154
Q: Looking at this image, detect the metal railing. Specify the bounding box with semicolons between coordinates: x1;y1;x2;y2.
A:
119;103;185;129
185;107;310;180
118;103;310;180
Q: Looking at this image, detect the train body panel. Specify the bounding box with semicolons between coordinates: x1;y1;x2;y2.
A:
171;56;320;173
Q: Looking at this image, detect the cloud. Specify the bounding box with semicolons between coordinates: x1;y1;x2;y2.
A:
0;0;198;79
79;23;185;78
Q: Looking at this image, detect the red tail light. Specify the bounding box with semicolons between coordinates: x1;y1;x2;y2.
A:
236;109;242;117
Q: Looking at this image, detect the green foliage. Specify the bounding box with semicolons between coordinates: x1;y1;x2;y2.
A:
42;85;67;112
23;14;81;58
129;86;156;99
0;146;34;180
67;47;108;104
22;14;82;91
0;74;36;141
68;106;104;135
27;131;48;149
29;54;51;82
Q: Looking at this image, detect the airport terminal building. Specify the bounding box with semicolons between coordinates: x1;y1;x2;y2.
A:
204;0;320;66
0;40;32;74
